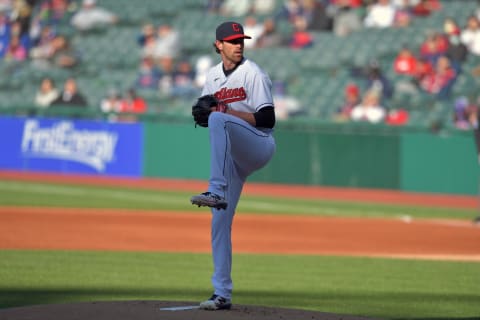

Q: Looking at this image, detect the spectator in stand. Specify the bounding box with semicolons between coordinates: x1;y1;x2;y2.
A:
385;108;409;126
158;54;174;96
352;60;394;102
444;18;468;74
256;18;284;48
350;89;386;123
31;1;53;32
219;0;251;17
393;45;418;76
392;0;413;28
194;54;213;89
140;30;157;60
31;24;55;50
34;77;60;108
40;0;74;25
205;0;224;14
419;55;456;100
334;83;361;122
51;77;88;107
135;57;161;90
100;88;122;113
0;10;11;58
243;15;264;49
453;96;478;130
71;0;118;32
443;16;461;37
272;79;303;120
411;0;441;17
369;61;394;101
419;31;449;66
364;0;396;29
328;0;363;37
410;56;433;87
10;21;31;52
30;34;78;69
4;34;28;61
288;15;313;50
118;88;147;117
393;46;427;95
302;0;332;32
137;23;156;47
171;59;199;99
251;0;276;15
11;0;34;35
50;34;78;68
275;0;305;23
154;23;181;72
461;15;480;56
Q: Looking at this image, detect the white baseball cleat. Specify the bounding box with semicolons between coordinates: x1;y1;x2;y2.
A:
199;294;232;310
190;192;228;210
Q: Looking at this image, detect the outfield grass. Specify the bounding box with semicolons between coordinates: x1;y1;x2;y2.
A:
0;180;476;220
0;178;479;319
0;250;479;319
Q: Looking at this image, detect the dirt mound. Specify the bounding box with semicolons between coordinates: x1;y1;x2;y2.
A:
0;300;377;320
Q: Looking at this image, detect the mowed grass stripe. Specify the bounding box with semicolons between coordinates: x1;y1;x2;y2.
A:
0;250;479;319
0;180;476;220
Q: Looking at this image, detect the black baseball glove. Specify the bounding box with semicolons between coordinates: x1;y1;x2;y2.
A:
192;94;226;127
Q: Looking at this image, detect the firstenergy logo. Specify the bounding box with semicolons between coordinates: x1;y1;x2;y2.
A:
21;120;118;172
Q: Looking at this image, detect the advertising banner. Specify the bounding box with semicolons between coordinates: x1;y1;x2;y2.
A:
0;117;142;177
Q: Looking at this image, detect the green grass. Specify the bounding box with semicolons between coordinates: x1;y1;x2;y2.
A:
0;250;479;320
0;178;479;319
0;180;476;220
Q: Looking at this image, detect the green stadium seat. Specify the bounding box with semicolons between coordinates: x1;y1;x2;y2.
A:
3;0;479;129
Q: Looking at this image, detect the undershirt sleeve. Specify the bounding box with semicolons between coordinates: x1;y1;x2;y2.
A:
253;106;275;128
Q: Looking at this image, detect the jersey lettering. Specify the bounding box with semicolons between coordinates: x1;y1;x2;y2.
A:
214;87;247;104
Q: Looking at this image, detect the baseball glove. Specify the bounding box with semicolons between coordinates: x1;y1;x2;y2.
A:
191;94;227;127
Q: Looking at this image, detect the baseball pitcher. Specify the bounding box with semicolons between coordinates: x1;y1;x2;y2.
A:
191;21;276;310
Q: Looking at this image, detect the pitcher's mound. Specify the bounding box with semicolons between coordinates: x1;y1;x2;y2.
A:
0;300;378;320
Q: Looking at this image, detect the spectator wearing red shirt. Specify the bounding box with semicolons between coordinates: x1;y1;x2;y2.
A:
411;0;441;17
393;46;418;76
419;55;456;100
119;88;147;114
392;47;433;95
413;57;434;82
289;16;313;50
334;83;361;122
419;31;449;65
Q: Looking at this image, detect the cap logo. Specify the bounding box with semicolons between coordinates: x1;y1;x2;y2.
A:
216;21;251;41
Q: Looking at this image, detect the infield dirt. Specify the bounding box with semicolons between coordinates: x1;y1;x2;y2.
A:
0;171;479;319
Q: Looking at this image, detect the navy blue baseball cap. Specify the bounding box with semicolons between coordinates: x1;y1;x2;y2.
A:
216;21;251;41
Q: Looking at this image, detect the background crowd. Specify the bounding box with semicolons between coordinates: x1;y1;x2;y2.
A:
0;0;479;130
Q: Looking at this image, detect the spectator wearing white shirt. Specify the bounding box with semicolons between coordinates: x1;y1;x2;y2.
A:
364;0;396;29
153;23;181;72
220;0;251;17
461;15;480;56
350;90;386;123
71;0;118;31
251;0;276;15
34;77;60;108
243;16;264;49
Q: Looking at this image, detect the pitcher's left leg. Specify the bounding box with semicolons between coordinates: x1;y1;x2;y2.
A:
210;159;245;300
